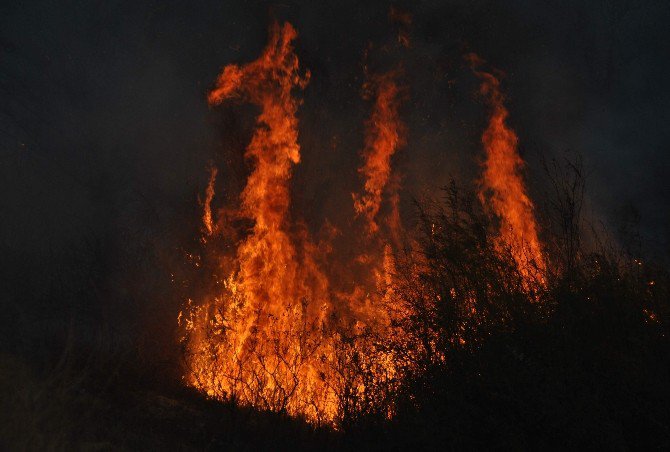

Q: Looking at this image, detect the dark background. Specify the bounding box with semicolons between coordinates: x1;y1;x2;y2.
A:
2;0;669;360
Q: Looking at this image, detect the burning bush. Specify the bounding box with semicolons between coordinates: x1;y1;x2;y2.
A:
177;20;669;437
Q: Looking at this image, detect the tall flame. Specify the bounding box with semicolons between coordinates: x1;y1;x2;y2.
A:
353;71;406;236
183;22;338;422
182;20;549;427
467;53;546;284
181;22;410;424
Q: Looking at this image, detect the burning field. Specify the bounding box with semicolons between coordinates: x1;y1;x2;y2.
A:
176;18;667;430
2;2;670;449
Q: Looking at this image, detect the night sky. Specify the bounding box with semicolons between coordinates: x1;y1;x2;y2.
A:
3;0;670;272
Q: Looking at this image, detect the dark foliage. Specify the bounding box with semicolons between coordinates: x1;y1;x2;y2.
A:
1;158;668;450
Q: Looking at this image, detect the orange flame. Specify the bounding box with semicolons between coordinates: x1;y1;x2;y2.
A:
201;165;217;236
467;53;546;284
182;22;340;422
353;71;406;236
181;20;416;426
181;26;548;425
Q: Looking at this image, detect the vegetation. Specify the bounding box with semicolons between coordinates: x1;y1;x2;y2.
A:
1;157;668;450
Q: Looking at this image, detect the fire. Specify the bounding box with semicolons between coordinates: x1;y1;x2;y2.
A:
467;53;546;285
350;67;406;326
180;21;549;426
353;70;406;236
180;21;405;425
201;165;217;237
181;22;338;422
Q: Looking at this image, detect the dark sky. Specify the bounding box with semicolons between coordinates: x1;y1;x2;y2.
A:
2;0;670;267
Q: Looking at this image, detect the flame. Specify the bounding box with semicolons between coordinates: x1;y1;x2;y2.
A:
182;22;340;422
179;20;415;425
181;21;406;425
201;165;217;236
353;71;406;236
182;21;549;427
467;53;546;285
